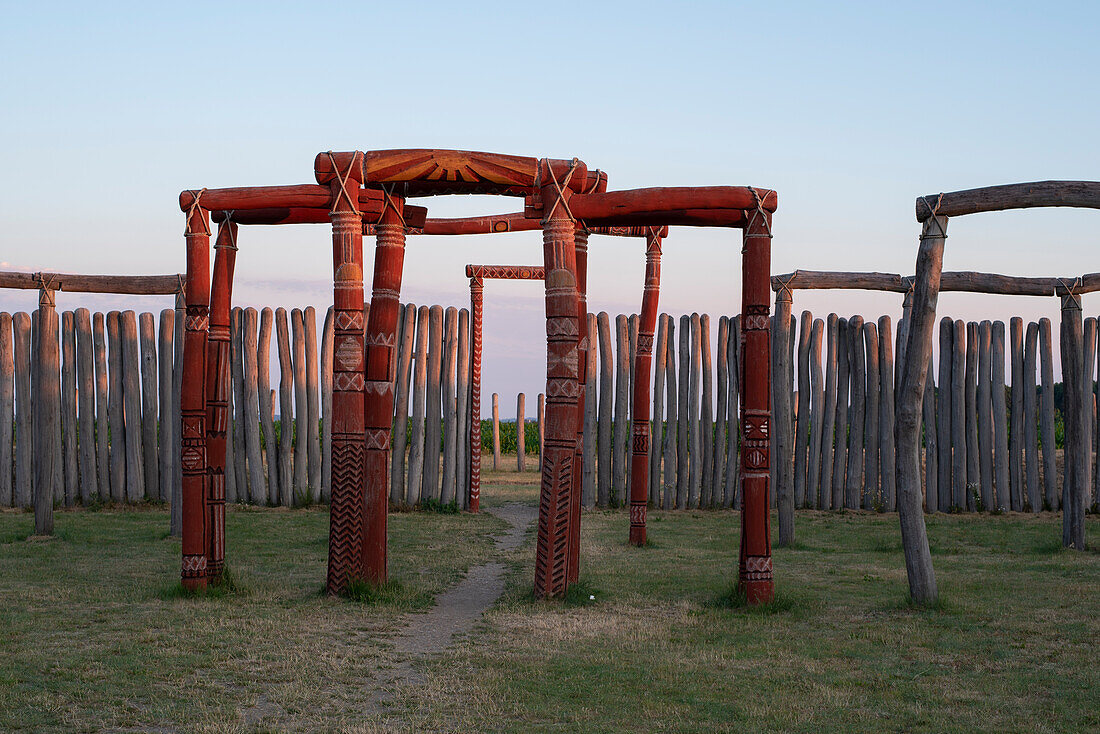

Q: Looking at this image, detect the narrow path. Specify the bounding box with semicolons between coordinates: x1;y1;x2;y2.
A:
369;502;537;703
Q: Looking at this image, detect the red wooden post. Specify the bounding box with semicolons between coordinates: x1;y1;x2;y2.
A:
567;227;589;581
468;273;484;512
738;193;775;604
533;159;582;598
204;220;237;579
361;187;408;582
317;152;366;595
181;192;211;590
628;229;663;545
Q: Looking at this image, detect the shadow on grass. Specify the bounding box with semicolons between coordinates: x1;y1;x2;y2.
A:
711;586;803;616
159;566;248;600
341;578;434;611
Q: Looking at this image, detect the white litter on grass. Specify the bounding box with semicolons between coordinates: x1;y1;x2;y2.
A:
589;595;595;600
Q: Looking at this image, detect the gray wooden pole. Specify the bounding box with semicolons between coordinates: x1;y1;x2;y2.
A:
597;312;613;506
1024;321;1041;513
676;314;690;509
120;311;144;503
76;309;97;504
832;316;850;510
61;311;78;506
700;313;714;507
583;312;598;508
171;294;184;526
794;310;812;508
922;353;937;512
157;310;176;506
490;393;500;472
304;306;321;503
138;312;160;502
456;307;471;509
515;392;526;473
845;315;866;509
976;321;994;510
1038;318;1057;510
1079;317;1096;512
290;308;309;503
106;311;125;502
93;311;111;504
14;312;32;508
35;291;59;533
0;314;14;506
879;315;896;512
964;321;979;511
258;307;276;505
863;320;880;510
991;321;1009;512
949;319;965;512
275;307;294;506
537;393;545;470
242;308;265;504
807;318;825;510
934;317;953;513
713;316;728;508
663;316;678;510
627;313;639;497
651;313;669;507
320;306;334;504
687;313;703;509
424;305;443;501
1060;294;1086;549
613;314;630;506
230;308;247;502
727;316;741;508
407;306;429;505
820;314;839;510
442;306;459;503
1009;317;1027;511
391;302;416;506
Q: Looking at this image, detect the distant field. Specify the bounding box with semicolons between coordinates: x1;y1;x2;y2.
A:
1;470;1097;732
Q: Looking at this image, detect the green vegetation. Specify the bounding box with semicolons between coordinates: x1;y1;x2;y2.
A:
1;473;1096;732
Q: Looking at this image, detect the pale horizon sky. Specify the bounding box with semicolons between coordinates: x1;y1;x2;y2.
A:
2;1;1098;411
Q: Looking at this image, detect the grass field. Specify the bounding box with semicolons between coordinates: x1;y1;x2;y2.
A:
1;467;1097;733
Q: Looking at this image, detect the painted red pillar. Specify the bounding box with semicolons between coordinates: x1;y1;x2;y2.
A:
738;199;775;604
181;192;211;591
319;152;366;595
566;227;589;582
204;220;237;579
628;229;663;545
533;160;582;598
361;189;408;583
468;274;484;512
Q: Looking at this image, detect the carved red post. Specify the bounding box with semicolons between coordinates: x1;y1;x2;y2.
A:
738;192;775;604
317;152;366;595
205;220;237;579
567;226;589;581
361;187;408;582
534;159;582;598
628;229;663;545
181;191;211;590
468;272;484;512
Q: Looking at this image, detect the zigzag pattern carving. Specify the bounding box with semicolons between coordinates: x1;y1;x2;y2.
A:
533;449;573;598
327;440;365;594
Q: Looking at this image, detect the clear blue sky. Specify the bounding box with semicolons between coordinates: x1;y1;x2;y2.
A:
1;1;1098;409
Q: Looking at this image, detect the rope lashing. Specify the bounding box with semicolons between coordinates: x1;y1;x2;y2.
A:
919;193;948;239
215;214;239;251
34;272;57;307
539;158;580;226
1058;277;1084;309
183;188;211;237
742;186;774;239
324;151;360;213
176;274;186;298
375;184;407;229
773;271;797;301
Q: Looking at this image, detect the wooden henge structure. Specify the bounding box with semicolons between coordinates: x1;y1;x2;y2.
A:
0;271;185;537
179;148;778;603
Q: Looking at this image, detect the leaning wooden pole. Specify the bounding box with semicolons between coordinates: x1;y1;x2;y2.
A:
180;192;211;590
738;195;774;605
894;209;945;605
628;229;662;545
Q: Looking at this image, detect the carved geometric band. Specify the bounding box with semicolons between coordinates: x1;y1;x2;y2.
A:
364;428;390;451
742;314;769;331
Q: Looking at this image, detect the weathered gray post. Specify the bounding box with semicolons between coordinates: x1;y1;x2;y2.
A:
1060;293;1086;549
229;308;246;502
964;321;978;511
613;314;630;505
663;316;678;510
991;321;1009;511
407;306;429;505
1079;317;1095;511
77;309;97;504
863;320;880;510
35;288;60;533
921;354;937;511
320;306;334;503
14;312;32;508
950;319;966;511
442;307;459;503
700;314;714;507
976;321;993;510
832;317;850;510
808;318;825;510
821;314;839;510
879;315;896;512
845;315;865;509
120;311;145;503
773;289;794;538
1039;318;1057;510
456;307;471;508
1009;317;1027;511
242;308;265;504
275;307;294;505
726;316;741;508
139;312;159;502
597;312;613;506
687;313;702;508
794;310;811;508
516;392;526;473
61;311;77;505
390;303;414;506
0;314;11;507
935;317;953;513
106;311;125;501
491;392;501;471
676;314;690;509
1024;321;1040;512
584;313;598;508
258;308;276;504
713;316;728;508
291;308;309;502
424;305;444;501
304;306;321;503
